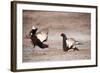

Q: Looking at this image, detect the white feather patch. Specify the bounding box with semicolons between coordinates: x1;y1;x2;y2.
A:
30;33;33;36
66;38;76;48
32;25;36;29
36;32;47;42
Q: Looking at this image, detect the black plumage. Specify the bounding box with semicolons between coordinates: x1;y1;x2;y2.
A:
29;26;48;49
61;33;79;51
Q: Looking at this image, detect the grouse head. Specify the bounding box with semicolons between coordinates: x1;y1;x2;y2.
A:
30;25;38;36
60;33;67;40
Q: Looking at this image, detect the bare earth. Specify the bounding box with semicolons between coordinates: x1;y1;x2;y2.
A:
23;48;91;62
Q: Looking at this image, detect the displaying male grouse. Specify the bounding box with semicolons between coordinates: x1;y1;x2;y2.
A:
29;26;48;49
61;33;79;51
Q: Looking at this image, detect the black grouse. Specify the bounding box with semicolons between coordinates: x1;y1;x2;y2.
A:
29;26;48;49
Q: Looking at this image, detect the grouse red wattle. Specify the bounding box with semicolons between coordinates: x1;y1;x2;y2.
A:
29;26;48;49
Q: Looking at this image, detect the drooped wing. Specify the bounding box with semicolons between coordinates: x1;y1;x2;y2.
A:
36;32;48;42
66;38;75;48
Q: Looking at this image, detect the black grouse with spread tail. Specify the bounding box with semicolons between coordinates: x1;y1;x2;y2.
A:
29;26;48;49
